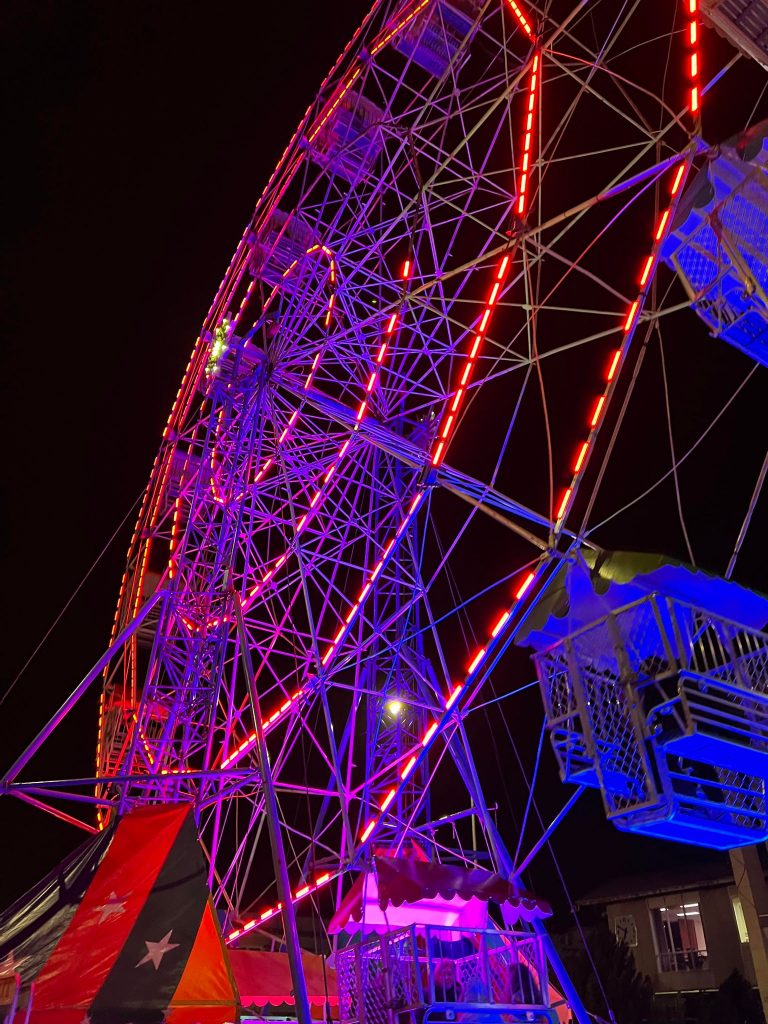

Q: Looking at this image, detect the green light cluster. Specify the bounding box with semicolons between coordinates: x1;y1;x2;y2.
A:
205;317;232;377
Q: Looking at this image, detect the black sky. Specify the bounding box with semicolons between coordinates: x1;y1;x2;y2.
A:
1;1;766;916
0;0;362;903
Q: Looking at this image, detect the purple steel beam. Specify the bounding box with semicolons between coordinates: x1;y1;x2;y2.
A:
1;588;165;789
12;790;100;834
232;585;312;1024
8;767;252;793
513;787;585;878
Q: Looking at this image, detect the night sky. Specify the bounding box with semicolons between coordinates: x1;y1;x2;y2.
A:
1;1;766;920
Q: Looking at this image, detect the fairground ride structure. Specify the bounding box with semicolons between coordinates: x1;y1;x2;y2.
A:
3;2;768;1023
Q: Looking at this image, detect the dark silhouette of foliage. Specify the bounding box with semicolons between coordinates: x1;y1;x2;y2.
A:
700;969;765;1024
567;922;653;1024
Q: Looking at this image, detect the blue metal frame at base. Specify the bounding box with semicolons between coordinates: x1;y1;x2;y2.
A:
336;925;559;1024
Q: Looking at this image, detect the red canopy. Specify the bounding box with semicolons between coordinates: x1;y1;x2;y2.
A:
329;855;550;934
231;950;337;1017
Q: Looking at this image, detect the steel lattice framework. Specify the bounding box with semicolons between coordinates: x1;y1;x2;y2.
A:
5;3;767;1004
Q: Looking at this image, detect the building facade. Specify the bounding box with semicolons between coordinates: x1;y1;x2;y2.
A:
576;861;760;1013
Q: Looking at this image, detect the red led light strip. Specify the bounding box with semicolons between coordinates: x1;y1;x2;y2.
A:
308;68;362;145
685;0;701;116
431;49;539;469
305;0;441;151
119;238;253;615
226;563;538;944
504;0;534;38
235;259;411;617
207;244;338;509
105;0;423;792
551;0;704;530
517;52;540;216
554;160;690;529
97;231;256;825
221;494;426;771
309;0;534;148
370;0;432;56
225;0;540;934
342;44;546;858
228;870;335;941
354;569;536;849
431;254;510;468
177;247;344;602
221;260;413;769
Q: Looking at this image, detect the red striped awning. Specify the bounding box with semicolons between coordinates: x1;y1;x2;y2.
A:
230;950;337;1015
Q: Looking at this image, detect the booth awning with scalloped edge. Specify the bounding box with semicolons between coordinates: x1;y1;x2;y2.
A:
231;949;337;1017
328;855;551;935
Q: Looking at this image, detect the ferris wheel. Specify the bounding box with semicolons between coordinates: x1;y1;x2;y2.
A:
4;0;768;1002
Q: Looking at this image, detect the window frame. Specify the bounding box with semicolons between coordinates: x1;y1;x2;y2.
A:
647;893;708;973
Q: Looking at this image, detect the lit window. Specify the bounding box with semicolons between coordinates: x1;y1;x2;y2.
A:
650;900;707;972
732;897;750;944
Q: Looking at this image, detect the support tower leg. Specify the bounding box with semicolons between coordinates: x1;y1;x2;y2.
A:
730;846;768;1021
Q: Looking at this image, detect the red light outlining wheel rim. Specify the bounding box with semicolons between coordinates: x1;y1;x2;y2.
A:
90;0;716;934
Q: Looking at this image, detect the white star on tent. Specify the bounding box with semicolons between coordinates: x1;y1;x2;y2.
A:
96;892;127;924
135;930;179;971
79;1013;92;1024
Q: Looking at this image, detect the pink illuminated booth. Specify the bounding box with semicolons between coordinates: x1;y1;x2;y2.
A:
331;851;566;1024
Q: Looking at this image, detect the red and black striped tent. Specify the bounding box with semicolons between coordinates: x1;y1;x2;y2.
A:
0;803;238;1024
